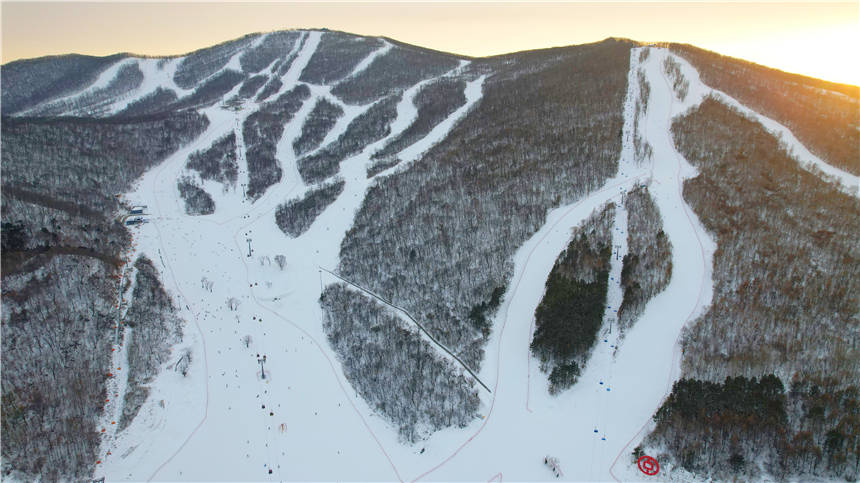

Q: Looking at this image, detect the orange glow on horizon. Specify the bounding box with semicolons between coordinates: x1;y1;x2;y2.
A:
2;2;858;86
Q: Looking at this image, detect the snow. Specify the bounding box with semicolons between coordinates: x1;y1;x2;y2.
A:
664;50;860;197
374;73;486;179
18;57;136;116
335;40;393;85
95;261;136;465
99;32;469;482
106;57;193;115
280;31;321;88
95;39;860;483
326;268;490;393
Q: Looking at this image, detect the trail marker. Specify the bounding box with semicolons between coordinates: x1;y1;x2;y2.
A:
637;455;659;476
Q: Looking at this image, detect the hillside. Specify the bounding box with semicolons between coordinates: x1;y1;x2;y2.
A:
1;29;857;482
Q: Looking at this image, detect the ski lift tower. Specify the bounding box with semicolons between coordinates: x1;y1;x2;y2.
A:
257;354;267;379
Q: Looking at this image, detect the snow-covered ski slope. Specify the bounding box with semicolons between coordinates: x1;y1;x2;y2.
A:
93;38;850;481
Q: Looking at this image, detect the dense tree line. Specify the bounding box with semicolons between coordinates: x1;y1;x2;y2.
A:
299;31;384;85
642;96;860;479
2;255;119;481
242;85;310;199
1;53;128;115
186;133;238;188
673;97;858;393
662;55;689;101
177;177;215;215
669;43;860;175
1;188;125;278
118;257;184;431
531;204;613;393
2;111;208;213
644;374;858;480
172;33;260;89
172;70;246;111
237;74;268;100
29;62;144;117
632;64;653;164
368;78;467;175
274;177;345;237
321;284;480;442
297;95;399;184
238;31;299;74
255;77;283;103
331;43;461;104
116;87;179;118
1;112;202;480
338;39;632;373
273;33;307;78
644;375;787;477
292;98;344;156
617;186;672;333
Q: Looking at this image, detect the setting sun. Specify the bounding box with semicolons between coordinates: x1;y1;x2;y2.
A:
2;2;859;86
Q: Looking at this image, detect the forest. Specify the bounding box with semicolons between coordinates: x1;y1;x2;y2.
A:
299;31;384;85
331;43;461;104
242;85;310;199
177;177;215;215
645;375;858;480
1;53;128;115
186;132;239;189
617;186;672;333
1;112;201;480
238;31;300;75
292;98;344;157
28;62;144;117
297;95;399;184
644;95;860;480
670;43;860;175
368;77;467;176
118;257;185;431
531;204;613;394
321;284;480;442
337;39;632;379
172;33;259;89
275;177;345;237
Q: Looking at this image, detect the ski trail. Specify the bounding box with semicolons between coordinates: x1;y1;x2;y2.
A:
294;39;403;158
607;46;717;482
410;44;712;482
335;40;393;86
663;50;859;196
103;30;444;481
373;73;486;179
19;58;136;116
106;58;194;115
414;49;648;477
110;34;270;118
280;31;321;87
94;257;137;476
589;200;629;479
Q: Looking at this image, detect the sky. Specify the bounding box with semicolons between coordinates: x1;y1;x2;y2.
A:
2;1;859;86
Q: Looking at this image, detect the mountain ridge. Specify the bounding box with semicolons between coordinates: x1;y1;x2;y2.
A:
1;28;857;482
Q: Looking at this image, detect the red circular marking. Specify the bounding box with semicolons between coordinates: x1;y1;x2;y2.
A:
638;455;659;476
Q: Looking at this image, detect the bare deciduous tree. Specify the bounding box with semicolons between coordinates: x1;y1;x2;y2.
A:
274;254;287;270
